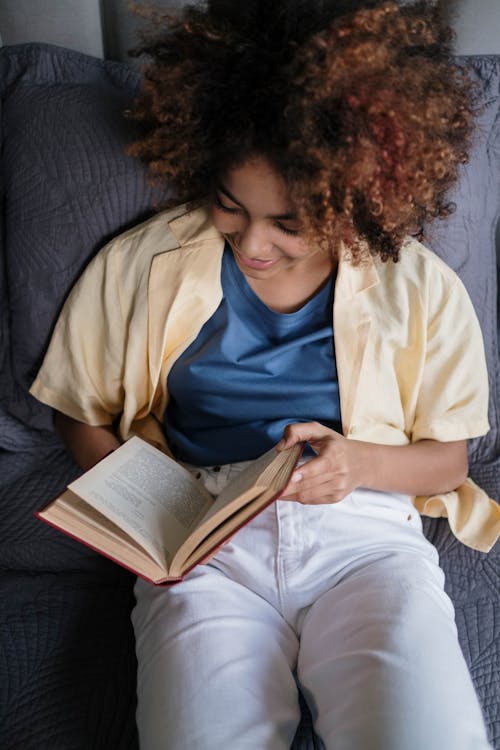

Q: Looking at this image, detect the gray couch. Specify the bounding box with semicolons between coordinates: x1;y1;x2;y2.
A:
1;43;499;749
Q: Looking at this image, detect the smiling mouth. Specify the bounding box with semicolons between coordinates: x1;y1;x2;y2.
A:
234;250;279;270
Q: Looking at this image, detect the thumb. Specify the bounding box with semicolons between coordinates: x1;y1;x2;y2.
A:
277;421;332;450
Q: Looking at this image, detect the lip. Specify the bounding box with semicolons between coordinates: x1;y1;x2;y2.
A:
234;249;280;270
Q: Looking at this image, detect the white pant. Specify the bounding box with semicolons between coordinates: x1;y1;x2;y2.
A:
132;462;492;750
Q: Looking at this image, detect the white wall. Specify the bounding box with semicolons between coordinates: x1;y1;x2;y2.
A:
0;0;104;57
449;0;500;54
101;0;190;61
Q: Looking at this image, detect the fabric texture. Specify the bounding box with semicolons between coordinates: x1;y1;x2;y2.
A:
30;203;497;551
0;569;139;750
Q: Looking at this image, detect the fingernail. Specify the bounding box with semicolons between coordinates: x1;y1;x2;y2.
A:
292;472;303;483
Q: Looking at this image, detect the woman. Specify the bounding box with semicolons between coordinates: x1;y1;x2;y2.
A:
31;1;497;747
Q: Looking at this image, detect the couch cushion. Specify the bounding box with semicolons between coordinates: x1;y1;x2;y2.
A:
0;444;137;575
0;43;170;442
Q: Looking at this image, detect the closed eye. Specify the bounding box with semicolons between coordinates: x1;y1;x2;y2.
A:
214;189;302;235
275;223;300;236
213;191;241;214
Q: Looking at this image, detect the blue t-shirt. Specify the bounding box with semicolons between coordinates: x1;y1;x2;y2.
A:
164;244;342;465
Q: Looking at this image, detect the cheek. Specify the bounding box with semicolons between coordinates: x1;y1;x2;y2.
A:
285;236;310;257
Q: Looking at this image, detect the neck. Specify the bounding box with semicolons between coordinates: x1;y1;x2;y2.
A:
246;255;336;313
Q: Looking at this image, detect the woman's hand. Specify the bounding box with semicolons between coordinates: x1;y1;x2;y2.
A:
277;422;368;504
277;422;468;502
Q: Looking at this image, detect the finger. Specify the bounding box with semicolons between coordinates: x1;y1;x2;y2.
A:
277;421;339;450
288;455;333;486
281;470;337;499
282;470;333;499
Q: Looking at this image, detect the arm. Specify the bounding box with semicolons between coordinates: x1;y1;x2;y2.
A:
278;422;468;504
54;411;121;472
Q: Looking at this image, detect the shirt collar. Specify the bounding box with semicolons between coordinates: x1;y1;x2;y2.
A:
168;203;221;246
336;244;380;299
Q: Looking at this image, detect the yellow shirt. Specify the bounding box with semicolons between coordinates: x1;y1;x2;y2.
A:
30;204;500;552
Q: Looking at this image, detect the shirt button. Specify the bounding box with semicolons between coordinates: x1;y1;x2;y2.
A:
212;465;221;472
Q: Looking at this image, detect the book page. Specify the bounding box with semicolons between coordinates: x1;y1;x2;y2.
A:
194;444;302;529
205;447;279;518
68;437;213;566
44;490;169;580
180;487;278;574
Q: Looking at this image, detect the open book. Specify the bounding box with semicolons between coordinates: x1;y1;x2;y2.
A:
36;436;303;584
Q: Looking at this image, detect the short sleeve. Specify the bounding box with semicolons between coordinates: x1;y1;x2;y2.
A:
411;273;490;443
29;245;126;426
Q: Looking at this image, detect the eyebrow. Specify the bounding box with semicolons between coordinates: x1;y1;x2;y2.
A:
217;184;298;221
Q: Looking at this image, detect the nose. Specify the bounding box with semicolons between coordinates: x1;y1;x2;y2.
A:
236;221;274;259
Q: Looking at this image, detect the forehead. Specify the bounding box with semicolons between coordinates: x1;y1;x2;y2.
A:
220;156;294;211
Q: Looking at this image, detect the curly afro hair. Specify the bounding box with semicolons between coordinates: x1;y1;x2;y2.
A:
127;0;477;263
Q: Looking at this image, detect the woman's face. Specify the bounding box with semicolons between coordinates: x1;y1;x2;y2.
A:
210;156;322;281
